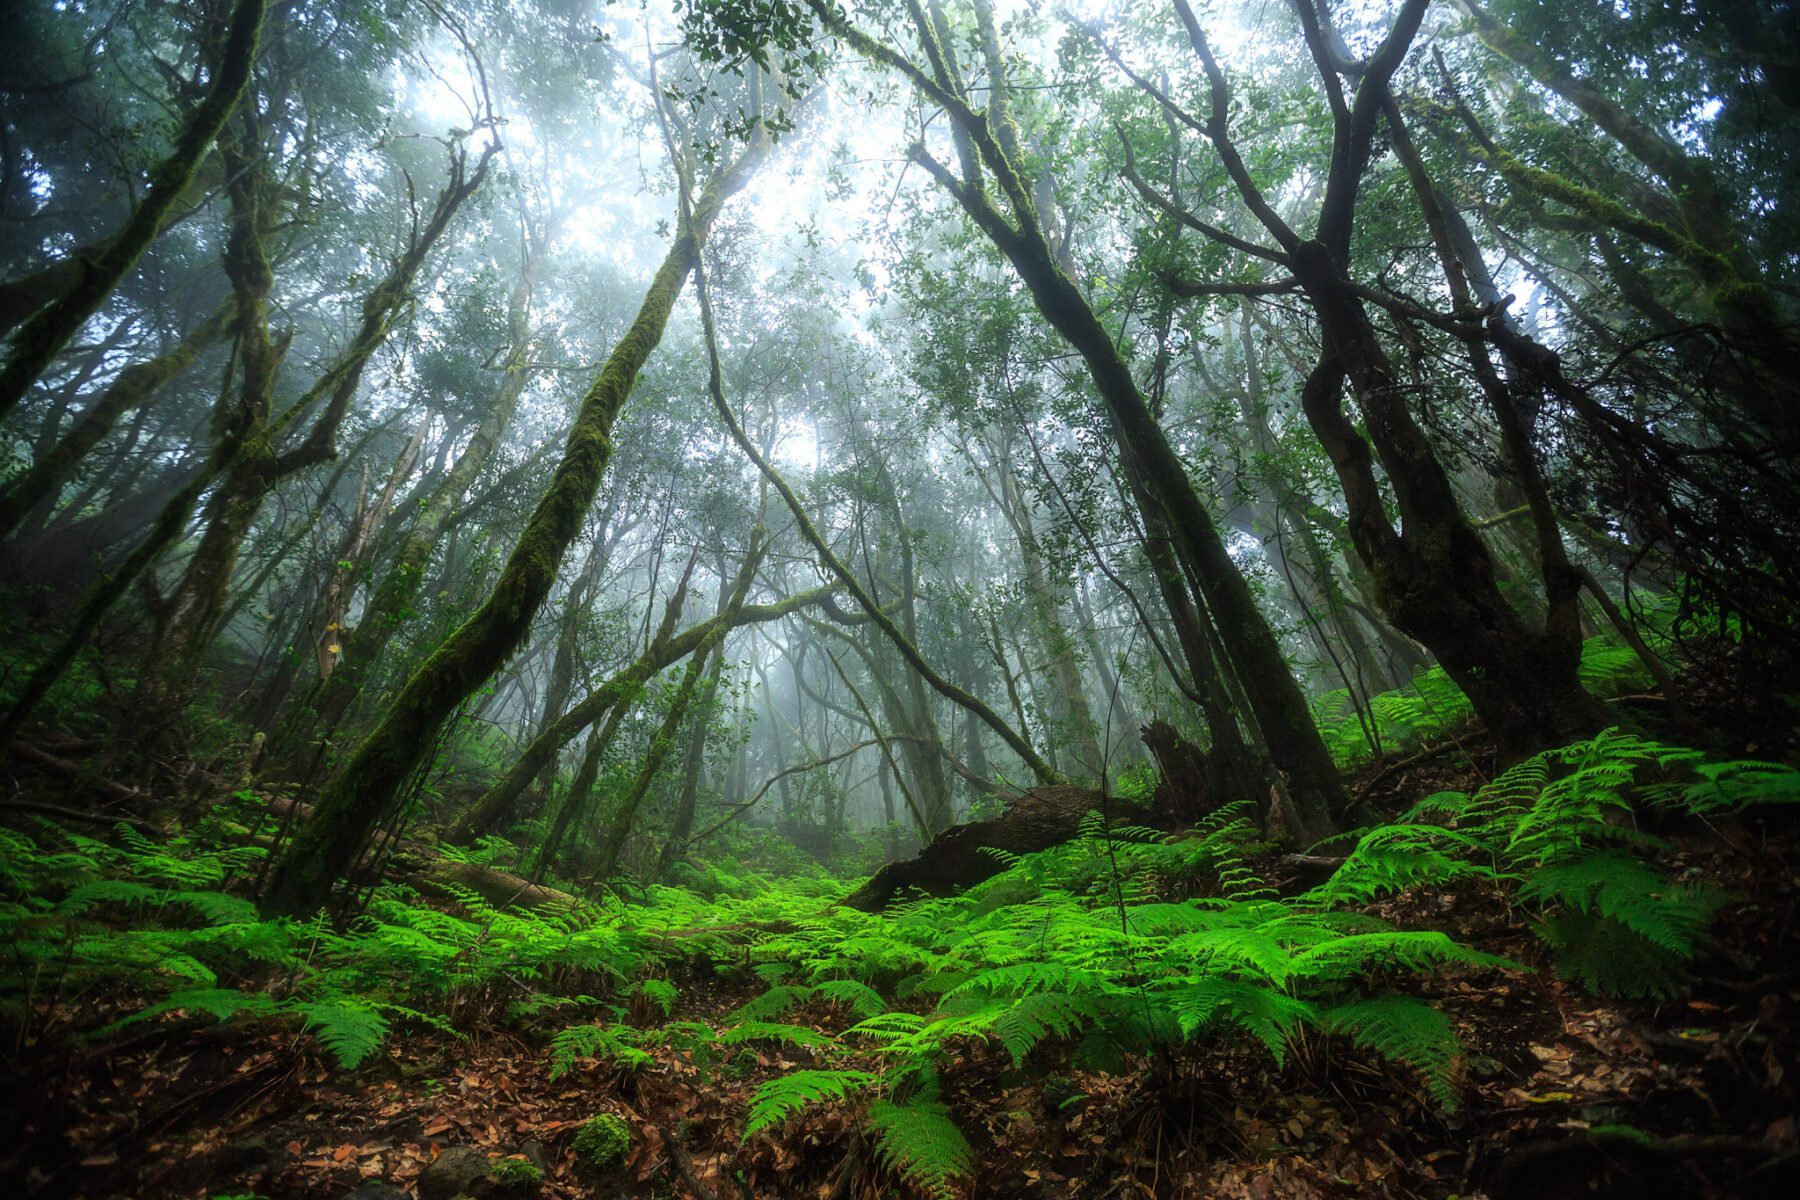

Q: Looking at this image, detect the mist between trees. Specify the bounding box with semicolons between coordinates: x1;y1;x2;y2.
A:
1;4;1798;1194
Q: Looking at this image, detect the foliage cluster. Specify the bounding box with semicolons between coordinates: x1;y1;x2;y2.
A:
1312;631;1663;766
1;732;1793;1197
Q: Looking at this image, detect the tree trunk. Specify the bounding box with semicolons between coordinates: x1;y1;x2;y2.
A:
259;129;770;917
0;0;268;421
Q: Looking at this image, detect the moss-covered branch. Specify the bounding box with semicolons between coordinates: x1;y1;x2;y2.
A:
0;0;268;422
0;299;236;541
258;128;770;917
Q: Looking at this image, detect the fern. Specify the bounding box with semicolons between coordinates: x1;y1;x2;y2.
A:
290;998;389;1069
1166;978;1313;1062
1520;850;1719;955
990;991;1102;1066
548;1022;653;1078
1309;729;1798;999
814;978;887;1018
866;1098;973;1200
1536;913;1694;999
743;1069;879;1136
634;978;679;1017
1320;995;1462;1109
113;986;277;1029
718;1021;837;1050
726;984;814;1024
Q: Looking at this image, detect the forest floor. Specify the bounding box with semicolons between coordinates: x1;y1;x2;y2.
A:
5;741;1798;1200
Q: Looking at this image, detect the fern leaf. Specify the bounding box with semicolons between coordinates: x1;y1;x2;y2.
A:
1320;995;1462;1110
866;1098;973;1199
634;978;679;1017
991;991;1101;1066
815;978;887;1019
726;984;815;1025
290;998;389;1069
743;1069;879;1137
718;1021;836;1050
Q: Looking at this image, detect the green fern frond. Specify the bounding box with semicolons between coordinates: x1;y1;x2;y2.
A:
743;1069;879;1137
990;991;1102;1066
634;978;679;1017
866;1098;973;1200
116;986;276;1029
1520;850;1720;955
1320;994;1462;1110
726;984;815;1025
290;998;389;1069
170;890;260;926
1166;978;1313;1062
548;1022;653;1078
718;1021;836;1050
1294;930;1514;980
57;879;160;912
815;978;887;1018
1537;912;1692;999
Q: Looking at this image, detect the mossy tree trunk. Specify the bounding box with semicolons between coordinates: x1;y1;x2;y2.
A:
812;0;1346;838
141;137;494;713
260;131;770;916
292;232;550;752
1131;0;1605;760
0;0;268;422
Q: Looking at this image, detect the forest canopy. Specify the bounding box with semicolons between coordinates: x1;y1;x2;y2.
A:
0;1;1797;1198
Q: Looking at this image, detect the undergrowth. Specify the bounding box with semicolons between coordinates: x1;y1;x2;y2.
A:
1312;628;1668;766
0;729;1794;1197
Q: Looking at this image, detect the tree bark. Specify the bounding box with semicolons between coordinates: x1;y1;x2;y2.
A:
258;128;770;918
0;0;268;421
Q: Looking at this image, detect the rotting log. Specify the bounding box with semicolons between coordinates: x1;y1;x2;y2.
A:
404;858;575;911
841;722;1228;912
840;784;1109;911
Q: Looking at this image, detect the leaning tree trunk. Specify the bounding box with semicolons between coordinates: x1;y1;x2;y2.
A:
294;235;546;751
655;615;730;878
140;137;494;713
0;299;236;542
260;131;770;917
447;584;836;844
818;0;1346;838
0;0;268;422
591;531;764;881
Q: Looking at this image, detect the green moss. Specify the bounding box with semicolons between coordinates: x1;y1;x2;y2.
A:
572;1113;631;1179
489;1156;542;1183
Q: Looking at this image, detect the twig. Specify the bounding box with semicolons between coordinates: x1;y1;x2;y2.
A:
7;742;149;805
656;1121;731;1200
0;799;167;836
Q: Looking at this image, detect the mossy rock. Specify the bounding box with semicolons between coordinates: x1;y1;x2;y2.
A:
571;1113;631;1183
417;1145;541;1200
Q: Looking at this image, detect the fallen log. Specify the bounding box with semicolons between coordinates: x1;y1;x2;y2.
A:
406;857;576;911
841;722;1230;912
840;784;1108;911
8;741;147;804
263;794;575;910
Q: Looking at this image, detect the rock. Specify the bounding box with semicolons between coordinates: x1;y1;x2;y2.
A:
341;1184;408;1200
419;1146;491;1200
417;1144;541;1200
